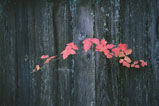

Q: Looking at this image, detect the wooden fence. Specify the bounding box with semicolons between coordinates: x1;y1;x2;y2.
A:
0;0;159;106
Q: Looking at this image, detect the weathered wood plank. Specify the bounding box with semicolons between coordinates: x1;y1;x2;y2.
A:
71;1;96;106
119;0;154;106
0;1;17;106
95;0;121;106
95;0;159;106
30;0;55;106
0;0;159;106
52;1;73;106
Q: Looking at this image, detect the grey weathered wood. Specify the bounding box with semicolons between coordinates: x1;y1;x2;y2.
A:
0;0;17;105
95;0;121;106
52;1;73;106
0;0;159;106
71;1;96;106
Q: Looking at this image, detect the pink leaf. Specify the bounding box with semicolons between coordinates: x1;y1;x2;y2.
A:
122;61;128;66
101;39;107;45
126;64;130;68
118;44;127;51
61;44;77;59
124;56;132;63
50;56;57;59
83;41;92;52
82;38;92;44
70;49;76;55
106;55;113;58
131;64;135;67
104;49;110;55
36;65;40;71
134;61;139;65
140;60;147;67
135;65;140;68
41;55;49;59
118;52;125;57
112;48;120;57
33;69;36;72
119;59;124;63
44;56;57;64
96;45;104;52
91;38;100;45
62;52;70;59
66;42;78;50
125;49;132;55
44;58;52;64
106;44;114;49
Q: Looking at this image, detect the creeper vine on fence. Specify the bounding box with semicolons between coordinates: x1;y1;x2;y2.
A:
33;38;147;72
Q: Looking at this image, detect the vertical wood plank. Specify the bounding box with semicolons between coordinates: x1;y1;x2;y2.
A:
52;1;73;106
71;1;96;106
30;0;55;106
119;0;154;105
95;0;120;106
0;0;159;106
0;1;17;106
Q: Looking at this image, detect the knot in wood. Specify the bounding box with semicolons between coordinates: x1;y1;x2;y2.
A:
78;32;88;41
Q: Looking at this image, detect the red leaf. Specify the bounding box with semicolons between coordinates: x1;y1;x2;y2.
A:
62;52;70;59
109;53;113;56
83;42;92;52
61;49;70;59
70;49;76;55
122;61;130;68
33;69;36;72
112;48;120;57
122;61;128;66
126;63;130;68
139;60;144;63
118;52;125;57
36;65;40;71
96;45;104;52
41;55;49;59
91;38;100;45
61;45;77;59
106;55;113;58
44;58;52;64
124;49;132;55
141;62;147;67
118;44;127;51
135;65;140;68
62;52;69;59
119;59;124;63
140;60;147;67
104;49;110;55
44;56;57;64
82;38;92;44
106;44;114;49
83;38;92;52
66;42;78;50
101;39;107;45
134;61;139;65
124;56;132;63
50;56;57;59
131;64;135;67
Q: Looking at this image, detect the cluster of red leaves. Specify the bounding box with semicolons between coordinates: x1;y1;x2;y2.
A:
33;43;78;72
33;55;57;72
33;38;147;72
61;42;78;59
130;60;147;68
83;38;114;58
82;38;147;69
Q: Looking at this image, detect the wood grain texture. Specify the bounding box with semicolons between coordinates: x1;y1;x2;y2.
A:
71;1;96;106
0;0;159;106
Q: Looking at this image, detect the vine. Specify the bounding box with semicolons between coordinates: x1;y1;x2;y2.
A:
33;38;147;72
